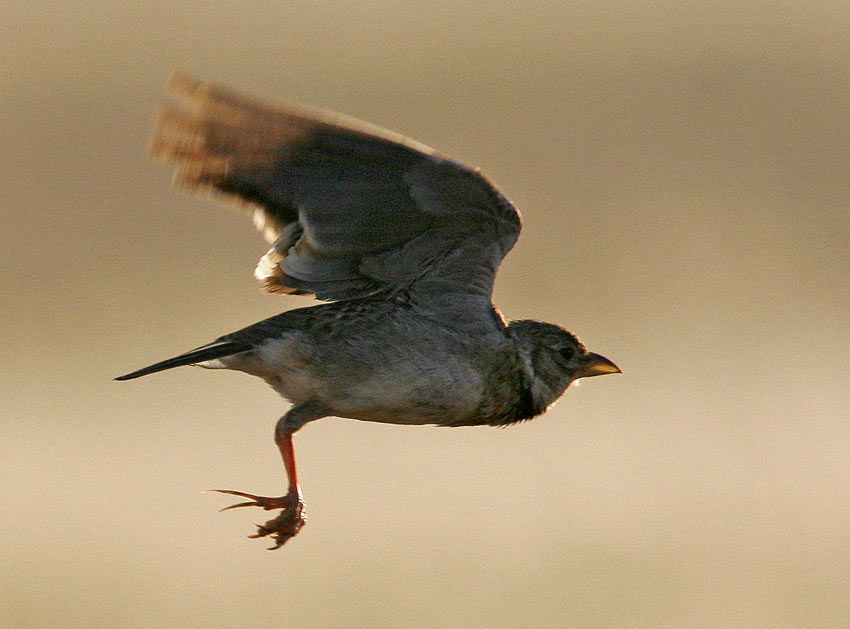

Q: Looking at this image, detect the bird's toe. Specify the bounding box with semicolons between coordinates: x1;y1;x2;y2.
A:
210;488;306;549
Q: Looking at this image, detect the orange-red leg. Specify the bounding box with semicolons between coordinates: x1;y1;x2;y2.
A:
211;403;325;549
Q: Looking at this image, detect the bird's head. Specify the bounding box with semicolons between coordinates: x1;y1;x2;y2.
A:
508;319;620;415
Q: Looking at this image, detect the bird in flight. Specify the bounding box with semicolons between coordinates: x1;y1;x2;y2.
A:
116;74;621;549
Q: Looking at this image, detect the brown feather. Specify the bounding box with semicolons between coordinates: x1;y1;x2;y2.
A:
147;73;517;302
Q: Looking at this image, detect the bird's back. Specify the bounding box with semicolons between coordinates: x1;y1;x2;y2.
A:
211;295;518;426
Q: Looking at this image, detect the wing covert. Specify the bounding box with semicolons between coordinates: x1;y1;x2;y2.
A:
150;73;521;301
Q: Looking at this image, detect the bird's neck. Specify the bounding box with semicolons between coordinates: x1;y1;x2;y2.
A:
513;348;561;420
507;323;567;420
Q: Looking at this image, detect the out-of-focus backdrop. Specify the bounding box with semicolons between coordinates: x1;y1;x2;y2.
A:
2;2;848;627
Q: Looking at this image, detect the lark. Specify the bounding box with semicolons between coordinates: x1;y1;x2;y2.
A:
117;74;620;549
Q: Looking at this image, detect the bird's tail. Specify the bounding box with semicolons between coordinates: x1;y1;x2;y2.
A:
114;340;251;381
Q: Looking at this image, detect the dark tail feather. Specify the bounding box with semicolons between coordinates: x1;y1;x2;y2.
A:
114;341;251;381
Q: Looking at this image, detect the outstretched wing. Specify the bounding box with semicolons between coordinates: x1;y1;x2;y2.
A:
151;73;522;302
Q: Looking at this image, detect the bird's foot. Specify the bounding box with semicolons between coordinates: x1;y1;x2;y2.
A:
210;488;306;549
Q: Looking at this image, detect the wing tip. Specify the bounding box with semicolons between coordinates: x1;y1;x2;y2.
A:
166;70;201;96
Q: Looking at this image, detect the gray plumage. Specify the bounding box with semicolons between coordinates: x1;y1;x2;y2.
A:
116;74;620;547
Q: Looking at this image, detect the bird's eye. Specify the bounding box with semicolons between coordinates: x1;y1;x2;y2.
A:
559;346;575;360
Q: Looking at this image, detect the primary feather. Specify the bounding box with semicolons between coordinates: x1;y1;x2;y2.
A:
149;73;522;302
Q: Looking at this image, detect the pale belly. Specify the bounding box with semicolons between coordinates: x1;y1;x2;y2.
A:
266;367;481;425
212;329;487;426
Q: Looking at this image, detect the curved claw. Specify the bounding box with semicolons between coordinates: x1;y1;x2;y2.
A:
207;489;260;510
219;501;259;512
208;488;292;511
206;487;306;549
207;489;259;499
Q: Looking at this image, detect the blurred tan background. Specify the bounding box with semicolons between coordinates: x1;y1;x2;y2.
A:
2;1;849;627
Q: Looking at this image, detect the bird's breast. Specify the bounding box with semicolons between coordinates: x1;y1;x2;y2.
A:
222;313;503;426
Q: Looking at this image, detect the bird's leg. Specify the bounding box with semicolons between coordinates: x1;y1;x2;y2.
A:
213;430;304;549
212;402;325;549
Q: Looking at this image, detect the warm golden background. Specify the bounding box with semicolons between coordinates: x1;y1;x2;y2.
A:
2;1;848;627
